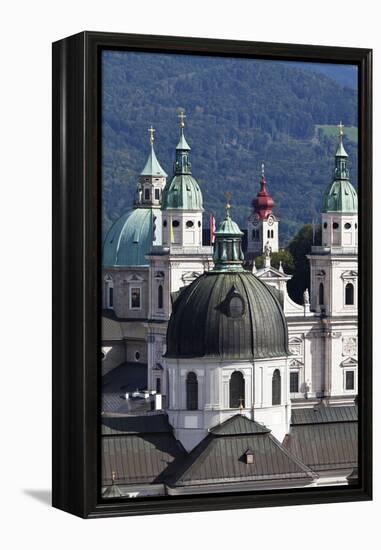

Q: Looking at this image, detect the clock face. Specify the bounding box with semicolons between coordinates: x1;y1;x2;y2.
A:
267;216;274;226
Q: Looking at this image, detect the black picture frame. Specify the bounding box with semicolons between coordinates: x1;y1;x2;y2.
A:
52;31;372;519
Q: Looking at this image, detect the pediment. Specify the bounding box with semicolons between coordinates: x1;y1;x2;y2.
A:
340;357;358;367
256;267;288;279
341;270;358;279
126;273;144;283
289;358;304;367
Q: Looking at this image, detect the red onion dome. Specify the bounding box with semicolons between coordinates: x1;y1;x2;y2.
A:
252;166;274;220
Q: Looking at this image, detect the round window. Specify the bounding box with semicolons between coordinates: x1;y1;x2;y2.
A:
198;221;201;227
344;222;351;229
172;220;180;228
186;220;194;228
333;222;339;230
228;296;244;318
135;351;140;361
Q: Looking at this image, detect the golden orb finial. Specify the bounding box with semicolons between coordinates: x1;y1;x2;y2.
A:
337;121;345;137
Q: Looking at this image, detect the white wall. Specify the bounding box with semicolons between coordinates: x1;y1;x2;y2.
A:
1;1;379;549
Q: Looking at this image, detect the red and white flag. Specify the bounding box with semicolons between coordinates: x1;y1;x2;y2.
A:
210;213;216;244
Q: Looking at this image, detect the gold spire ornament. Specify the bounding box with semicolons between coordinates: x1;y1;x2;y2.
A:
111;471;117;484
178;109;186;128
337;121;344;137
261;162;265;177
148;125;155;145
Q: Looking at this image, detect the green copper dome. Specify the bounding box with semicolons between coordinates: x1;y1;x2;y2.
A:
322;132;358;214
161;125;203;211
165;270;289;360
102;208;161;267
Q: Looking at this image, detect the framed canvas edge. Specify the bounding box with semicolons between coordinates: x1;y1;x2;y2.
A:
52;31;373;519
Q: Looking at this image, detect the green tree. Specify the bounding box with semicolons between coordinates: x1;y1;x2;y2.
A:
255;249;295;272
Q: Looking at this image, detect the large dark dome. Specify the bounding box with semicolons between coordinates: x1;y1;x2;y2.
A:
165;270;289;360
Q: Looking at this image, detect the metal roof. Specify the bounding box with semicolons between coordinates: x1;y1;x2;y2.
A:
170;417;316;487
161;174;203;210
140;144;167;177
165;270;289;360
210;414;270;436
102;414;171;436
102;432;186;486
102;207;162;267
285;420;358;471
291;405;358;425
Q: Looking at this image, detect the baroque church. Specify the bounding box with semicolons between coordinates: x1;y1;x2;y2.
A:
101;114;358;498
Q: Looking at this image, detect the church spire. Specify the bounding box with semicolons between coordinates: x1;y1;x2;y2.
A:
174;109;192;175
213;192;244;272
135;126;167;208
252;163;275;220
333;121;349;181
140;125;168;178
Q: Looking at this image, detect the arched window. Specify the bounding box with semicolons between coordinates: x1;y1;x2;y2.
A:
272;369;281;405
271;229;274;238
158;284;163;309
229;371;245;408
345;283;354;305
318;282;324;306
186;372;198;410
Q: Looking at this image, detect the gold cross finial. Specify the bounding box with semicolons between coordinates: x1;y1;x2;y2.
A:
224;191;232;217
111;471;116;483
148;125;155;145
239;397;244;411
338;121;344;137
178;109;186;128
261;162;265;177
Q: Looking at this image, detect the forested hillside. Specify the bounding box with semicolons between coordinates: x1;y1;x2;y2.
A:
102;51;358;245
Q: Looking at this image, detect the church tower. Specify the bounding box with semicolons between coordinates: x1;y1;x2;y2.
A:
308;123;358;402
246;164;279;261
309;123;358;317
161;111;203;248
146;111;213;395
135;126;167;209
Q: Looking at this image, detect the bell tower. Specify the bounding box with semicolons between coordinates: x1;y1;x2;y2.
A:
246;164;279;261
309;123;358;317
146;111;213;396
135;126;167;208
308;123;358;403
